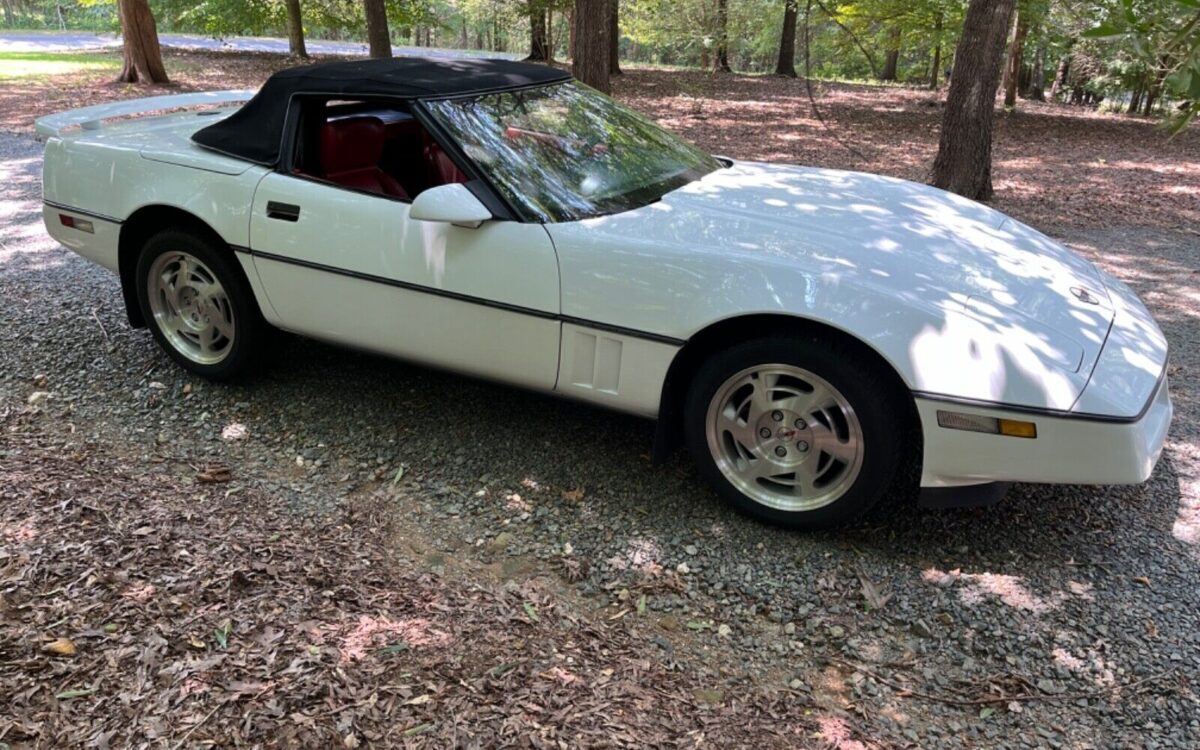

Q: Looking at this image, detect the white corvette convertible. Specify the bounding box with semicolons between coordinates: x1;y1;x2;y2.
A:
37;58;1171;528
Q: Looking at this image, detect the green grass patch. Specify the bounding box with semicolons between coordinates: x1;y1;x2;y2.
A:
0;51;120;80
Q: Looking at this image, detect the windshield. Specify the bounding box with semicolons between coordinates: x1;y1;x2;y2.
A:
422;82;722;222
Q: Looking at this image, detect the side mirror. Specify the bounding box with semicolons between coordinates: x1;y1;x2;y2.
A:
409;183;492;228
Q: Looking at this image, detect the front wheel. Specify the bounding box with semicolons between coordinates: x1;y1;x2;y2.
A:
684;335;906;529
135;229;267;380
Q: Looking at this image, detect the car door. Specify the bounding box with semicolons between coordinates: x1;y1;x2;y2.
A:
247;173;561;390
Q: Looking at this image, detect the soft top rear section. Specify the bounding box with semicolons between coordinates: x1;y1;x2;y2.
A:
34;90;254;138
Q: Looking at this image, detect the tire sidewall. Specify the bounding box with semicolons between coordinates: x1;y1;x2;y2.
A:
684;336;903;529
135;229;261;380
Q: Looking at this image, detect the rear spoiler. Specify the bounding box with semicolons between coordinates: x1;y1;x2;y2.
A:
34;90;255;138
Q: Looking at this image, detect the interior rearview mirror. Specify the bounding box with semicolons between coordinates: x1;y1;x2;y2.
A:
409;183;493;228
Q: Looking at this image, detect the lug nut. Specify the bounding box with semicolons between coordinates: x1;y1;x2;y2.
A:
771;410;784;422
759;427;772;439
794;418;807;430
774;446;788;457
796;440;809;452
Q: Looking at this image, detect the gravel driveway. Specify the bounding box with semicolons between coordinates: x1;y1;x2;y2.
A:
3;131;1198;748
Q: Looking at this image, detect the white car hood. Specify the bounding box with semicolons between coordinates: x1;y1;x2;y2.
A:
655;161;1114;374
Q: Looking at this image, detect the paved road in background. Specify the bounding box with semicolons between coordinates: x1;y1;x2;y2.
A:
0;31;517;59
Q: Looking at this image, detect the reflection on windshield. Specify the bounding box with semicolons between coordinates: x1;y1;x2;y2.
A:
422;82;721;222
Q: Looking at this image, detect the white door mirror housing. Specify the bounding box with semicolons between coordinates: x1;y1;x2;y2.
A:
409;183;493;228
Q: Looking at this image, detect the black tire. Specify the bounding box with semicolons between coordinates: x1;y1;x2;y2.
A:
684;335;906;529
135;228;268;381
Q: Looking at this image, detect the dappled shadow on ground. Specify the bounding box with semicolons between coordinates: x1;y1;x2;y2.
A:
615;70;1200;233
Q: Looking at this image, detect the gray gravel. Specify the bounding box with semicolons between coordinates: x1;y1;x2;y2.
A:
3;130;1198;748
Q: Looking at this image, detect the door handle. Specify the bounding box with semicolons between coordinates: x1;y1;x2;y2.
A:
266;202;301;222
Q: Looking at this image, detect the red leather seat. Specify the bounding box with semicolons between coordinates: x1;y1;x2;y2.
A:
421;131;469;186
320;117;408;199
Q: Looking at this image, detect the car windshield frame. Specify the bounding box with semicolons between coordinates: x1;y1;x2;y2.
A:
417;81;723;223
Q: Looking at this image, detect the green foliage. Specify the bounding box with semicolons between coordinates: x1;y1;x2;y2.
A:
0;0;1192;129
1085;0;1200;129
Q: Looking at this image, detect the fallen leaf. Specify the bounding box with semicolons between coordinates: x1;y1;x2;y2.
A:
405;694;433;705
1132;576;1153;588
196;464;232;484
561;487;585;502
858;571;892;610
523;602;540;622
56;687;96;700
44;638;77;656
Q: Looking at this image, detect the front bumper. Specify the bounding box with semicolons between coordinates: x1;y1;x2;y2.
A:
918;270;1172;489
917;373;1171;487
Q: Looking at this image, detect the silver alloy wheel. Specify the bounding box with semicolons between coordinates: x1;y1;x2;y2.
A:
146;251;235;365
705;364;865;512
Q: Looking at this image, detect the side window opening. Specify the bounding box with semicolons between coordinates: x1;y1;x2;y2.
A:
292;97;470;202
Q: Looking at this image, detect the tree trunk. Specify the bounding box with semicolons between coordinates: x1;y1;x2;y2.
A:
568;9;575;59
1049;42;1073;101
880;27;900;81
714;0;732;72
2;0;14;27
285;0;308;58
527;7;550;61
609;0;622;75
363;0;391;58
1002;7;1026;108
929;11;944;89
929;0;1017;200
1026;45;1044;100
116;0;169;84
775;0;798;78
1128;78;1144;114
572;0;610;93
1143;58;1169;115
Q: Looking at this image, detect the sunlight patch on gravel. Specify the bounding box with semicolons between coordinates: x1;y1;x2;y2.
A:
328;614;451;664
923;567;1068;614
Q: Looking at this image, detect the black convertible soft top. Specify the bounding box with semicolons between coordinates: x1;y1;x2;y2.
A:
192;57;572;166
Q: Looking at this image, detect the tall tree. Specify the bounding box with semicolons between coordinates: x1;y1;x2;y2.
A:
527;3;551;61
116;0;168;84
364;0;392;58
572;0;610;92
929;10;944;89
1002;6;1028;107
609;0;622;75
880;26;901;80
285;0;308;59
929;0;1017;200
714;0;732;72
775;0;799;77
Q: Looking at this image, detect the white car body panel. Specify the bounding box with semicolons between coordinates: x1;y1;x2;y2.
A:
248;172;562;390
36;94;1172;494
547;162;1123;414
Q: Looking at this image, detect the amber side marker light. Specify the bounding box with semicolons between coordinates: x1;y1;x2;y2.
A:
59;214;94;233
936;410;1037;439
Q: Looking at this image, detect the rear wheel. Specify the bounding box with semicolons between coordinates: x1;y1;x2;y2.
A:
685;335;905;528
135;229;266;380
